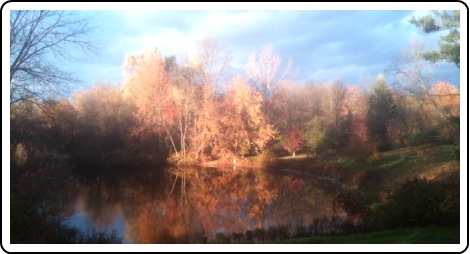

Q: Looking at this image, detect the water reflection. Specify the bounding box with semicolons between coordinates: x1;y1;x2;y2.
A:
65;166;341;243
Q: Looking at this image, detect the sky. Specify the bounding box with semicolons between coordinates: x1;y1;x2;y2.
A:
3;3;464;96
54;8;462;93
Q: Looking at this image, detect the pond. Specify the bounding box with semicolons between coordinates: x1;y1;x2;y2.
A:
63;166;344;243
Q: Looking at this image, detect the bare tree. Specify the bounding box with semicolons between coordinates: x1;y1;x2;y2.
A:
388;41;458;131
246;44;292;102
10;10;95;106
194;37;231;91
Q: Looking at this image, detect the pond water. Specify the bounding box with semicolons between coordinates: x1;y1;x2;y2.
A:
63;166;343;243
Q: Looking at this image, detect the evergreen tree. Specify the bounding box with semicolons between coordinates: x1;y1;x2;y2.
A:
367;74;397;151
409;10;460;67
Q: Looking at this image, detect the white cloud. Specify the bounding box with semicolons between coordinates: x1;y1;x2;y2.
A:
200;11;270;35
67;10;459;88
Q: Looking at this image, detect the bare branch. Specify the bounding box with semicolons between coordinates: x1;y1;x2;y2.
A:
191;37;232;91
10;10;96;106
387;41;458;130
245;44;292;102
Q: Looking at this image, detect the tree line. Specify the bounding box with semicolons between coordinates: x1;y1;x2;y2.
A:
11;43;460;166
10;11;460;167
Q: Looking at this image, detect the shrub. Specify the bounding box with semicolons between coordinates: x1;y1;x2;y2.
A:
214;232;230;244
380;177;459;229
271;140;288;156
193;234;208;244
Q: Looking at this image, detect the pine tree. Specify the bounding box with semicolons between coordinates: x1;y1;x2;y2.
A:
367;74;397;151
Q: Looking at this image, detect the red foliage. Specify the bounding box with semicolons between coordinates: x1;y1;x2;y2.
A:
283;128;303;154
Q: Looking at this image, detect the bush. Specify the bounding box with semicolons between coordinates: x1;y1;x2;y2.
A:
271;140;288;156
193;234;208;244
380;177;459;229
214;232;230;244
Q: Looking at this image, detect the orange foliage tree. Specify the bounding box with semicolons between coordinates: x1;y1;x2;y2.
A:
122;49;184;157
428;82;460;119
212;77;276;159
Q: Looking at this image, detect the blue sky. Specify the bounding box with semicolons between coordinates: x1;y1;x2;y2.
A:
59;8;462;92
3;3;463;95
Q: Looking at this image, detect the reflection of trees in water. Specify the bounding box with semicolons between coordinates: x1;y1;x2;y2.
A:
74;173;126;228
271;174;334;227
132;197;196;243
70;168;166;235
76;194;122;229
70;167;196;243
181;167;336;241
13;162;79;218
67;166;339;243
126;167;198;243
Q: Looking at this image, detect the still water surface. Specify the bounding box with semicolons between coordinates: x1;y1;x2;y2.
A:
64;166;340;243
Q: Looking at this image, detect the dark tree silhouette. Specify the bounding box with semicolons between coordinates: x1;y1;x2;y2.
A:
10;10;95;107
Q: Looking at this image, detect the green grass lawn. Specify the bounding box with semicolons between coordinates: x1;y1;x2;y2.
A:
277;226;459;244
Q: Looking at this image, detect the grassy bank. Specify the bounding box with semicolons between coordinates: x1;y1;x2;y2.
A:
268;144;459;190
277;226;459;244
335;144;459;188
270;144;459;244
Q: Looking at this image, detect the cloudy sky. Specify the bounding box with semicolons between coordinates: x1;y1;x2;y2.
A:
74;9;462;92
5;3;464;94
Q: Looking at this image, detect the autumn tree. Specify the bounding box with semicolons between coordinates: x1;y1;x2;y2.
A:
246;44;292;104
72;82;132;151
367;74;397;151
428;82;460;118
185;38;231;160
266;82;316;135
187;84;219;161
122;48;181;156
410;10;460;67
10;11;95;107
213;77;276;159
281;127;303;157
